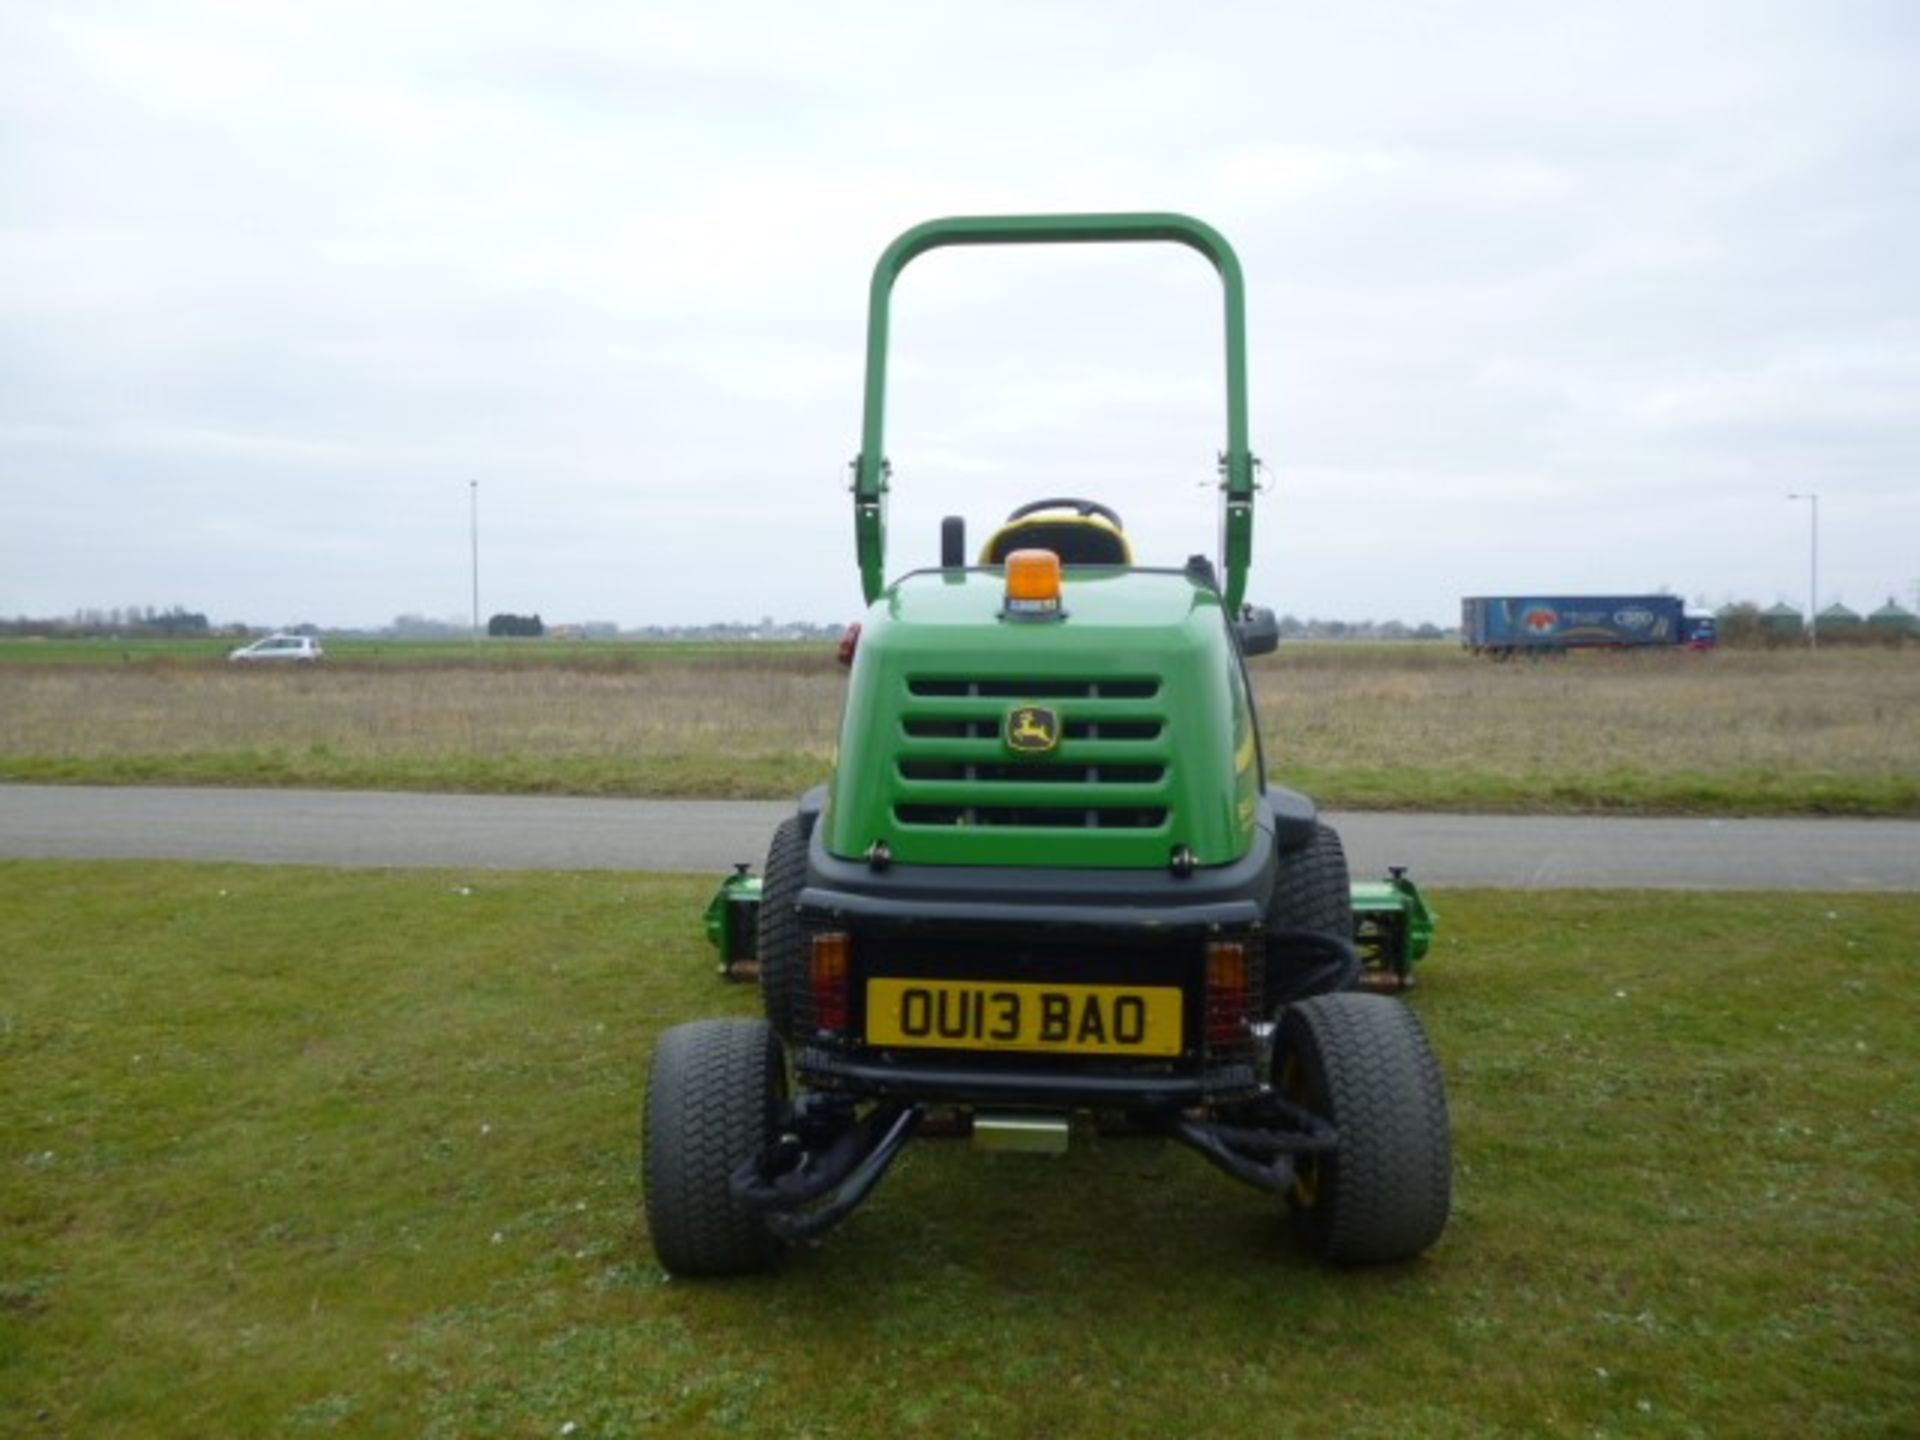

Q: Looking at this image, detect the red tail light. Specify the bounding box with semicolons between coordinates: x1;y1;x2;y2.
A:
836;623;861;668
1204;941;1249;1049
810;931;851;1033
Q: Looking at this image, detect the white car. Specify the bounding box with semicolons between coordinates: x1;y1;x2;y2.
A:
228;635;324;664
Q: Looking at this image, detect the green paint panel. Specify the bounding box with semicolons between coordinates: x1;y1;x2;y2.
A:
823;568;1261;869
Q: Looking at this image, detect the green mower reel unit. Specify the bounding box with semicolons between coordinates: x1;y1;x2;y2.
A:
644;213;1452;1278
704;864;762;980
1349;868;1436;990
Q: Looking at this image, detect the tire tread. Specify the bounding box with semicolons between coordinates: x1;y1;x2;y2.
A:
1267;822;1357;1000
756;819;808;1044
1282;992;1451;1264
642;1018;782;1276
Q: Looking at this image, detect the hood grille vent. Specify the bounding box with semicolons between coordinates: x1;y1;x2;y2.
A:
892;674;1172;834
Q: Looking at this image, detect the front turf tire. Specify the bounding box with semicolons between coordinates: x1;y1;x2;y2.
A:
1277;992;1451;1265
1266;821;1358;1003
643;1018;785;1277
756;818;809;1045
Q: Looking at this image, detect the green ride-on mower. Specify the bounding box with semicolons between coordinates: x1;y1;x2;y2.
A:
645;214;1450;1275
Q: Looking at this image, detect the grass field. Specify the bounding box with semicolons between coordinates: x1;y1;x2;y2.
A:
2;640;1916;815
0;637;824;668
2;862;1915;1437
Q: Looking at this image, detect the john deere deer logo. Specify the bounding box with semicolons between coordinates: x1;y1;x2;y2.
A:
1006;706;1060;754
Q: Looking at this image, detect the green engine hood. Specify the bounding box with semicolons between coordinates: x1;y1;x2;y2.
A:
822;568;1261;870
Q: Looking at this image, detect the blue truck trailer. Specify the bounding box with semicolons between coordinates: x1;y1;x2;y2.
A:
1461;595;1716;656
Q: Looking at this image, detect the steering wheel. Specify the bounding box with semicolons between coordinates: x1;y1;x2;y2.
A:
1005;497;1125;531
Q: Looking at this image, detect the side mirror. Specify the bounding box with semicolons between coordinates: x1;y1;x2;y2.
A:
1235;605;1280;656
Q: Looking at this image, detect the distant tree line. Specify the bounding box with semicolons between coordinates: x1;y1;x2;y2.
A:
0;606;213;638
1711;602;1916;648
487;612;545;638
0;609;1468;644
1277;616;1452;641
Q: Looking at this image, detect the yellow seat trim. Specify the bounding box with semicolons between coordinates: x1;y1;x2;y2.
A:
979;514;1133;566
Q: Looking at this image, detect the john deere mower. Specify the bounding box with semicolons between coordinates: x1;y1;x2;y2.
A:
644;214;1449;1274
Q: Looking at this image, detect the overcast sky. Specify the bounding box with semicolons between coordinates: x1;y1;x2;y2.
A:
3;1;1915;628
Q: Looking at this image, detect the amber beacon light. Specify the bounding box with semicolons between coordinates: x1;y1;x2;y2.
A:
1003;548;1063;616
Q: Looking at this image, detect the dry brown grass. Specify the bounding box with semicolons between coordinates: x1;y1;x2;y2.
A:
1;644;1915;812
1252;644;1920;794
0;664;843;758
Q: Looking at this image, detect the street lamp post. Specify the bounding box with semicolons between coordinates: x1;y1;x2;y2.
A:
1786;492;1818;651
470;480;480;645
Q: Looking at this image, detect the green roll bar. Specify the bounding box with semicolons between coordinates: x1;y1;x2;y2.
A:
853;212;1258;611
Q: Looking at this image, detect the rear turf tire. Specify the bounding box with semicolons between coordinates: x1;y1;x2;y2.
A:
1266;822;1357;1003
643;1018;786;1277
756;818;809;1045
1276;992;1451;1265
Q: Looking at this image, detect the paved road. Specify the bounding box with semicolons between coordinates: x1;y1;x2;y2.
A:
1;784;1914;889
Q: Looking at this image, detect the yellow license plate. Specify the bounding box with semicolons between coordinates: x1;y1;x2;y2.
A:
865;978;1182;1056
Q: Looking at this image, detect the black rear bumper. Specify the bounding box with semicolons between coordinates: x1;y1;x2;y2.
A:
779;789;1319;1107
795;1047;1260;1108
796;786;1311;930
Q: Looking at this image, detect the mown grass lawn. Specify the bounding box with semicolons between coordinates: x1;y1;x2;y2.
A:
2;863;1915;1437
